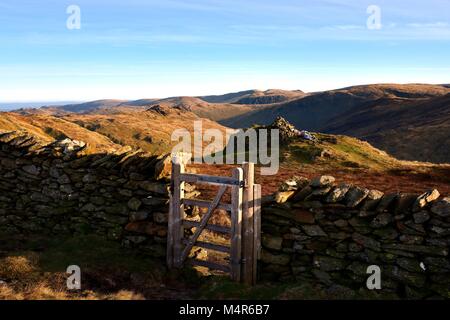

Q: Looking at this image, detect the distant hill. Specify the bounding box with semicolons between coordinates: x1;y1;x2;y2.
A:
118;99;157;107
116;96;253;123
199;90;257;103
322;93;450;163
200;89;305;104
46;99;128;113
221;84;450;129
0;101;80;112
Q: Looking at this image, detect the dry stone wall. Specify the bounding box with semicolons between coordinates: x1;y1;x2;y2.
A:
0;131;172;258
260;175;450;298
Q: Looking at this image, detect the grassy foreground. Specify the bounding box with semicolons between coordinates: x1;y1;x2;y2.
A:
0;235;400;300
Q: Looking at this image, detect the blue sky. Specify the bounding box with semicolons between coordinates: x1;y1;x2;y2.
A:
0;0;449;102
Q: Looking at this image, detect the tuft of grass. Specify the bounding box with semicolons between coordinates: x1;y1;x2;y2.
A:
0;253;39;280
0;235;166;300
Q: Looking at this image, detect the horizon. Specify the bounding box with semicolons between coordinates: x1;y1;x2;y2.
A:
0;82;448;107
0;0;449;101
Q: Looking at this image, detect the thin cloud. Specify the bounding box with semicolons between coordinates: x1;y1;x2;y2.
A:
407;22;449;28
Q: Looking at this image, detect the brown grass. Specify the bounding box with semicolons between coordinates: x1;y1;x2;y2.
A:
0;252;146;300
189;162;450;197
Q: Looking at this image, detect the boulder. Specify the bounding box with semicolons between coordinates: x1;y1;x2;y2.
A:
395;193;418;213
352;233;381;251
129;211;149;222
413;211;430;224
54;138;86;154
292;209;315;224
22;165;40;176
413;189;440;212
57;174;71;184
262;235;283;251
431;197;450;217
310;175;335;188
376;193;398;212
82;173;97;183
305;187;332;200
154;154;172;180
260;249;290;265
279;176;309;192
275;191;296;204
153;212;168;224
139;181;169;195
127;197;142;211
345;186;369;208
291;186;313;202
302;225;327;237
360;189;384;211
371;212;393;228
325;184;351;203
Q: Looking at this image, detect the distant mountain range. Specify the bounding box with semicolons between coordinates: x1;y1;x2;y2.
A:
0;101;80;111
5;83;450;163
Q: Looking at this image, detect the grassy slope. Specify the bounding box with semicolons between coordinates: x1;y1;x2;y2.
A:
322;94;450;163
0;113;55;144
0;112;121;153
283;133;400;171
63;107;230;155
1;106;230;156
220;84;450;129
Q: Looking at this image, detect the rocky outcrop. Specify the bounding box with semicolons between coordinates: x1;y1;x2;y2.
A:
269;117;303;142
261;176;450;299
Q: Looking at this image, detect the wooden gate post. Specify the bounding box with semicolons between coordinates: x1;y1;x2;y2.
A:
253;184;262;284
230;167;243;282
167;158;185;269
242;162;255;285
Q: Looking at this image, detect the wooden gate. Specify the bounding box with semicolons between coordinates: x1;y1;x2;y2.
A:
167;160;261;285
